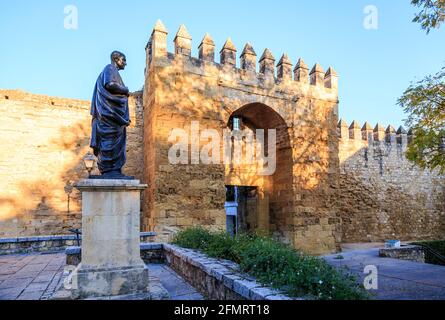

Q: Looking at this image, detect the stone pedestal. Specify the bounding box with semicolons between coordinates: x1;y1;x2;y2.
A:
71;179;150;299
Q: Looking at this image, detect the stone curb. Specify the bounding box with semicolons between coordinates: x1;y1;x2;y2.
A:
0;232;158;255
165;244;295;301
1;232;157;244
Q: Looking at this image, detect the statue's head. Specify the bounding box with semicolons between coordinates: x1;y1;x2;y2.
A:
111;51;127;70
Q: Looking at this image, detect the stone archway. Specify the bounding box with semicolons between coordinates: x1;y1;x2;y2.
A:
224;103;294;243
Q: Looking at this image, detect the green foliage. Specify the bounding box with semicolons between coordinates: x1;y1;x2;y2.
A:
173;227;370;300
411;0;445;33
172;226;213;250
412;240;445;265
398;67;445;173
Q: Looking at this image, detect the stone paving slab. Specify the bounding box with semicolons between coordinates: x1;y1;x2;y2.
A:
0;288;22;300
149;264;204;300
324;248;445;300
0;253;68;300
17;290;45;301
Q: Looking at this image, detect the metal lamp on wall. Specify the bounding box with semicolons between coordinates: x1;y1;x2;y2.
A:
83;152;96;178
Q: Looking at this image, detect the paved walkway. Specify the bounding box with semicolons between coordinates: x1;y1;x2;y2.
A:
0;252;203;300
324;248;445;300
149;264;203;300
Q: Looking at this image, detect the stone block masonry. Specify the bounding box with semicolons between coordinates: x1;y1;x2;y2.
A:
379;245;425;263
0;232;156;256
338;120;445;243
69;179;150;300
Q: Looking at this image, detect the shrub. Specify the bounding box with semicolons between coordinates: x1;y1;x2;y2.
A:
172;228;369;300
172;226;213;250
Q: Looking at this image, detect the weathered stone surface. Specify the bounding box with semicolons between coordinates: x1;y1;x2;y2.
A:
66;243;165;266
71;265;149;299
379;245;425;263
0;233;155;256
69;179;150;299
52;267;169;301
75;180;147;270
232;279;262;298
164;244;294;300
249;286;282;300
338;125;445;243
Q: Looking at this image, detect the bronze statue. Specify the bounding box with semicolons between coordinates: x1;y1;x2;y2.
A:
90;51;133;179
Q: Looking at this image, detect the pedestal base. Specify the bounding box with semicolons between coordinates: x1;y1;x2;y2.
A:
58;179;167;300
71;264;149;299
51;270;170;300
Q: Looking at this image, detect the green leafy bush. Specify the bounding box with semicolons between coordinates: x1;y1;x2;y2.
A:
172;227;369;300
172;226;213;250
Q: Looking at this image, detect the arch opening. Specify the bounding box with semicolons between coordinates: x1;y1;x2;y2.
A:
224;103;294;243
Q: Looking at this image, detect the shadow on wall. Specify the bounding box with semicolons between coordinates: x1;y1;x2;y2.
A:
0;121;89;237
0;91;144;237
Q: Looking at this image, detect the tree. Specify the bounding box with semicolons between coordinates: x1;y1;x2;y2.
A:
411;0;445;33
398;68;445;172
397;1;445;172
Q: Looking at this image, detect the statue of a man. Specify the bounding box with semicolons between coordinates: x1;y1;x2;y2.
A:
90;51;133;179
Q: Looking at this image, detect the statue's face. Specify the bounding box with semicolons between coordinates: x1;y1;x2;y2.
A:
115;56;127;70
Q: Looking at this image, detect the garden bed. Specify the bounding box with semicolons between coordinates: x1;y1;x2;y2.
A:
172;228;369;300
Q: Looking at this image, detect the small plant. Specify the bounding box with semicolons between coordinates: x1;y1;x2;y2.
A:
172;226;213;250
172;227;369;300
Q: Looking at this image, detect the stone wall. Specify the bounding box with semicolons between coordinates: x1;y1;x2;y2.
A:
0;232;156;256
163;244;293;300
0;89;144;237
338;120;445;243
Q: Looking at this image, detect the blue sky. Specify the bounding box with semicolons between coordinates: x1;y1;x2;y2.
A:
1;0;444;127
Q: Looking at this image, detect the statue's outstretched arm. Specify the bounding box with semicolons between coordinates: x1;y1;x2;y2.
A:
105;81;129;96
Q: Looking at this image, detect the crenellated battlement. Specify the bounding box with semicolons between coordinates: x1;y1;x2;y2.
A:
145;20;338;98
338;119;411;147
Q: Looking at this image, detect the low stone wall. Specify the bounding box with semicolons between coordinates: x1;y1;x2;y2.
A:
163;244;293;300
140;243;165;264
379;245;425;263
66;242;164;266
0;235;78;255
65;243;293;300
0;232;156;255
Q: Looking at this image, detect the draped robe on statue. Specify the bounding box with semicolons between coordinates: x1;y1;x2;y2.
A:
90;64;130;175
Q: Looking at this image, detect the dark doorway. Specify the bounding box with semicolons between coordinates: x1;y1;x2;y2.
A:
225;186;258;236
